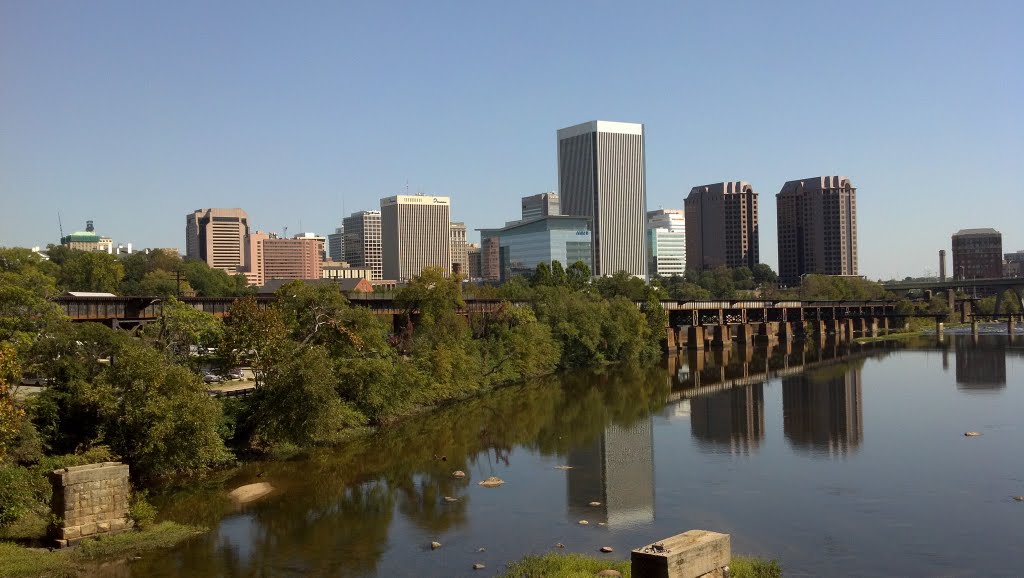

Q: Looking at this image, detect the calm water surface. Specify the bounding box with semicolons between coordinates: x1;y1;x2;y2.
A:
136;334;1023;577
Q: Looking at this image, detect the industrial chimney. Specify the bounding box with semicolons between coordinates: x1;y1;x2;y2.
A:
939;250;947;281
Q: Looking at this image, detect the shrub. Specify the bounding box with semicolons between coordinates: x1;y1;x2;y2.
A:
128;493;157;529
0;465;35;527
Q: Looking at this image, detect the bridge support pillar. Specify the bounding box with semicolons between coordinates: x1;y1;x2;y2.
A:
868;318;878;337
711;325;732;348
936;319;944;335
844;319;855;340
971;319;979;336
686;326;705;350
1009;317;1016;335
778;322;792;341
813;320;826;336
736;323;755;344
666;327;677;351
755;322;777;343
881;317;890;333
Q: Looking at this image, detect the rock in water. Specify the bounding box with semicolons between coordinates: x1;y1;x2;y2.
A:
452;470;467;478
478;476;505;487
430;541;442;550
473;563;486;570
228;482;274;505
1013;496;1024;502
554;465;574;470
443;496;458;503
555;543;565;549
599;546;614;553
588;501;602;507
964;431;982;437
578;520;589;525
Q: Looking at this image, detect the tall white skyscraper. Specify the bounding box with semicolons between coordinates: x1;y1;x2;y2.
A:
380;195;451;281
557;121;647;277
647;209;686;277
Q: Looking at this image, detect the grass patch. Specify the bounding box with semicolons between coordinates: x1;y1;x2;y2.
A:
498;552;780;578
499;552;631;577
0;522;204;578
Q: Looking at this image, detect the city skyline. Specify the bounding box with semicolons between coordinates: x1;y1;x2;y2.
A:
2;2;1021;279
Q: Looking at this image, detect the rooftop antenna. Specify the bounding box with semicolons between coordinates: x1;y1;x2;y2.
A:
405;179;410;195
58;212;64;239
283;225;288;239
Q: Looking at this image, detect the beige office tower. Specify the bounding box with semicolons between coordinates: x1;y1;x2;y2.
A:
343;210;383;280
776;176;858;286
684;182;759;271
380;195;452;281
185;208;250;273
450;222;468;276
557;121;647;277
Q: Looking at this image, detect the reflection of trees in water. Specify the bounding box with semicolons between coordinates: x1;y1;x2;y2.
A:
141;364;670;576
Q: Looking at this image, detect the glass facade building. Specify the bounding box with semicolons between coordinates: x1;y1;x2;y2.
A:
479;216;592;282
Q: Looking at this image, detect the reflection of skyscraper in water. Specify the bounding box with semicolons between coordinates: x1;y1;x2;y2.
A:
689;385;765;455
783;366;863;457
954;341;1006;389
566;418;654;527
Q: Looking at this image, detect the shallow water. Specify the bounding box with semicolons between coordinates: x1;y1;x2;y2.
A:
132;334;1024;577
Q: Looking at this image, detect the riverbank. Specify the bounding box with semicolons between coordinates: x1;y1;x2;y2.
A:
499;552;781;578
0;522;204;578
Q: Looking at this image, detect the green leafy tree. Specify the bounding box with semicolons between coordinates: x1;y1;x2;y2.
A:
550;260;568;287
143;297;223;364
221;297;289;388
139;269;192;297
531;262;553;287
58;250;125;293
97;340;229;478
0;342;25;462
181;259;251;297
752;263;779;285
566;260;591;291
246;343;363;447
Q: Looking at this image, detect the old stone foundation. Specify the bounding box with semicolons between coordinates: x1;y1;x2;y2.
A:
48;462;133;547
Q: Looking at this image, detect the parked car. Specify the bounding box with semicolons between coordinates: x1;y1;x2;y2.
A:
228;368;244;380
203;373;223;384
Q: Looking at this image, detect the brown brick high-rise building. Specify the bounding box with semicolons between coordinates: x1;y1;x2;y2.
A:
952;228;1002;279
684;181;759;271
185;208;250;273
776;176;858;286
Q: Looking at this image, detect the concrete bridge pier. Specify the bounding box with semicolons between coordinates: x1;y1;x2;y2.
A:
711;324;732;348
1009;317;1016;335
971;319;979;336
936;319;945;336
736;323;755;344
666;327;677;351
778;322;793;341
843;319;855;340
686;326;706;350
880;317;890;334
755;322;778;343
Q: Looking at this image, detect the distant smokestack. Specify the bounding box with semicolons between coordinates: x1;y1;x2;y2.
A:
86;220;94;233
939;250;947;281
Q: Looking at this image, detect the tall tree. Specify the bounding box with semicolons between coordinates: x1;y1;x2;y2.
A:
58;250;124;293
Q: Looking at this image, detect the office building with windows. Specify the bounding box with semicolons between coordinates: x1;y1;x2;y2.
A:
185;208;250;273
557;120;647;277
342;210;383;280
684;182;759;271
776;176;858;286
450;222;468;276
380;195;451;281
327;225;344;262
952;228;1002;279
478;216;592;282
521;192;560;221
646;209;686;277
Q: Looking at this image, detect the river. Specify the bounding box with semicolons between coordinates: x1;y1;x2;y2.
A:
131;333;1023;577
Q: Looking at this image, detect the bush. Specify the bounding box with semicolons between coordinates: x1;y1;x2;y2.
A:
129;493;157;529
0;465;35;527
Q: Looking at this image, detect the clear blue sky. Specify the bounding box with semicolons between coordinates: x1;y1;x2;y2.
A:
2;1;1021;279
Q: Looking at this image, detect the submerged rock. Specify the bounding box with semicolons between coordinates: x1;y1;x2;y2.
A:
443;496;458;503
228;482;274;504
473;563;486;570
964;431;983;437
478;476;505;487
430;541;442;550
588;501;602;507
1013;496;1024;502
452;470;467;478
599;546;614;553
554;465;574;470
555;543;565;549
578;520;589;525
